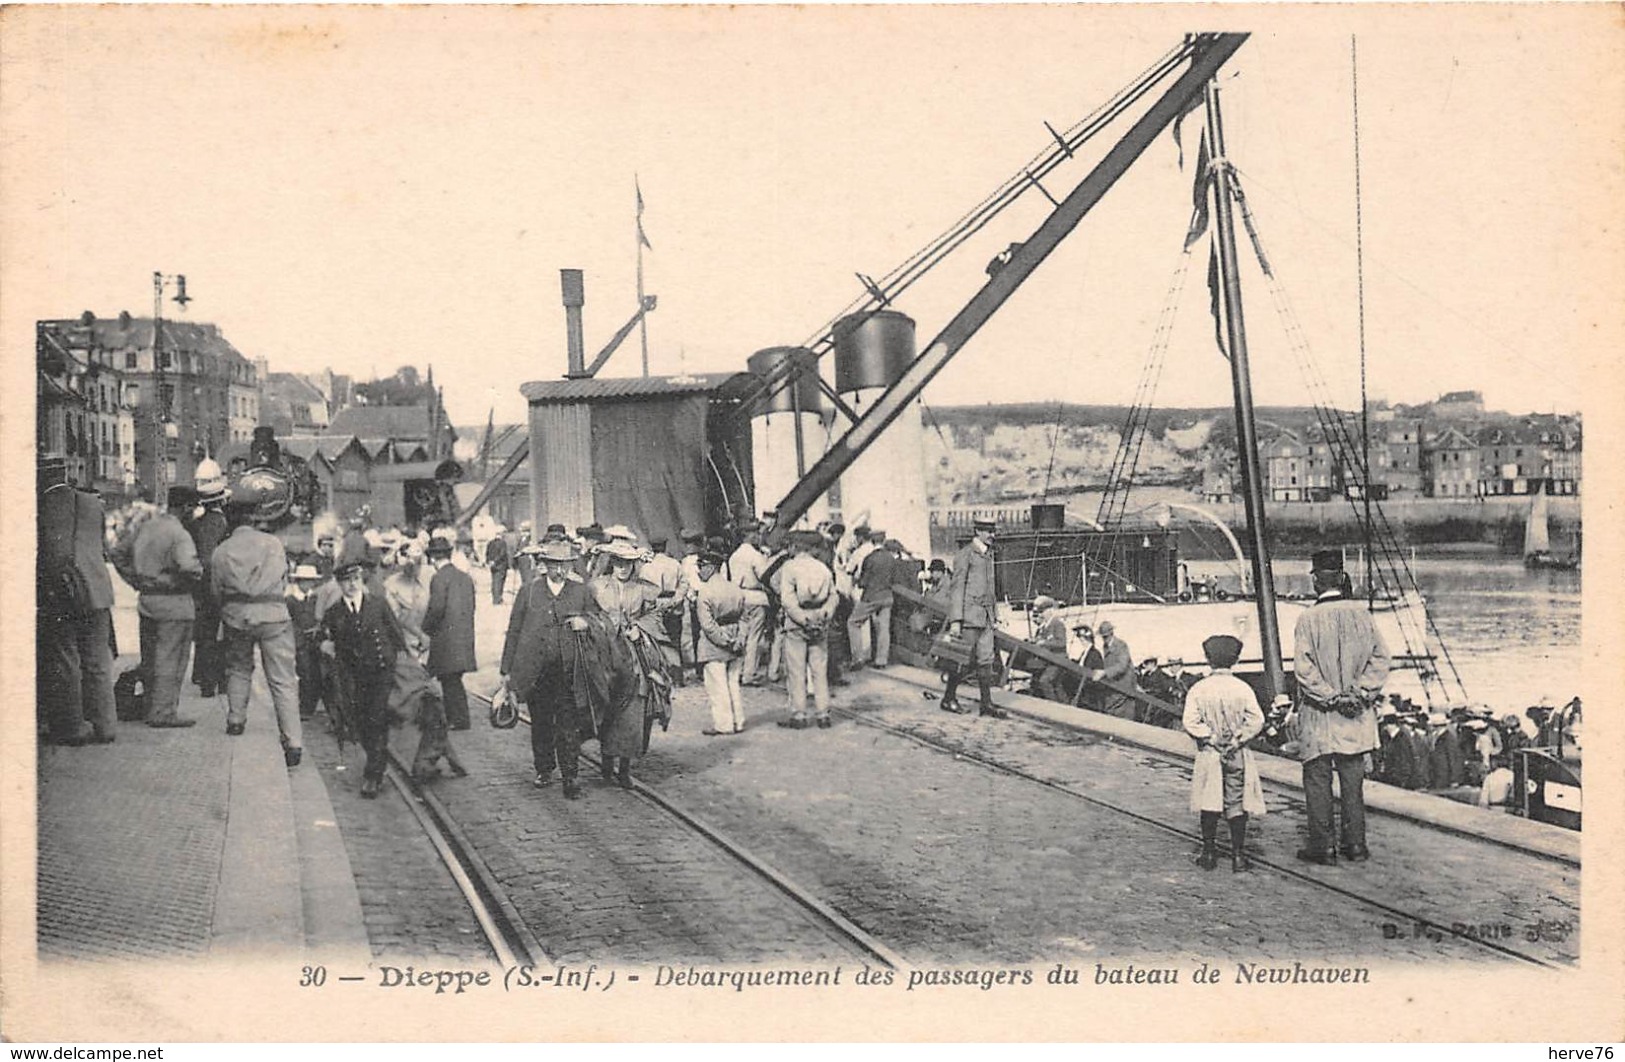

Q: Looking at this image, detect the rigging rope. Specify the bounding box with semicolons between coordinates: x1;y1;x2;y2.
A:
1227;174;1471;705
1352;35;1377;604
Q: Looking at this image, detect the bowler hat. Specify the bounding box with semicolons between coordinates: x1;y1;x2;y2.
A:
1201;633;1244;669
425;537;454;557
1311;548;1344;573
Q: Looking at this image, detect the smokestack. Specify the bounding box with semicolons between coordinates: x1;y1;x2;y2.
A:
561;268;586;377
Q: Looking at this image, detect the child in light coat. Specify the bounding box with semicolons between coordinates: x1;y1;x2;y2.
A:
1182;634;1267;871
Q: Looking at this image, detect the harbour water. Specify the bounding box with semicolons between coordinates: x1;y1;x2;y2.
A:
1407;551;1582;714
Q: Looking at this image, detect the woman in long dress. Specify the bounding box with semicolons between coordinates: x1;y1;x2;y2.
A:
587;541;672;786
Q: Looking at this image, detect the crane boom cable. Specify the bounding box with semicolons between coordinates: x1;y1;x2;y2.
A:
742;40;1199;415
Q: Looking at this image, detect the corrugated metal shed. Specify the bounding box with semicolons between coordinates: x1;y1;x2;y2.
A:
520;372;740;404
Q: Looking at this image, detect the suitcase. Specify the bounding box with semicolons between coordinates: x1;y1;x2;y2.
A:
930;629;977;670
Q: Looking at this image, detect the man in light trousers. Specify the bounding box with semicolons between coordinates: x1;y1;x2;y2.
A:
776;532;839;730
210;496;303;767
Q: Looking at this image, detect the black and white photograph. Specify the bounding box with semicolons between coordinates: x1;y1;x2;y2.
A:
4;3;1621;1045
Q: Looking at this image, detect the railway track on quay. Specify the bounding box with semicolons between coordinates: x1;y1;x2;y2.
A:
374;688;908;971
844;665;1577;969
346;662;1575;970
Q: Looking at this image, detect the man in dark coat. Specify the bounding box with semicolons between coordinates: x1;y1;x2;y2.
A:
423;537;477;730
37;458;119;745
498;537;600;799
943;517;1007;718
320;555;406;797
485;533;510;605
188;461;230;697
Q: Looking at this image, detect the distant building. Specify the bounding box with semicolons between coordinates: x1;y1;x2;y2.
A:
1262;431;1306;502
326;402;456;462
1301;425;1340;500
262;371;333;434
36;312;257;500
1199;463;1235;505
1383;416;1425;495
1476;427;1543;496
1422;426;1478;498
1431;390;1485;419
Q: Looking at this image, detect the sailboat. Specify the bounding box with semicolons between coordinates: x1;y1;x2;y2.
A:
1523;482;1578;570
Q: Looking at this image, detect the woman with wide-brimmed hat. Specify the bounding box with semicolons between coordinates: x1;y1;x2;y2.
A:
587;539;673;786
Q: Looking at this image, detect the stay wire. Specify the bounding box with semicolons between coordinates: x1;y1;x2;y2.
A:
1229;173;1470;703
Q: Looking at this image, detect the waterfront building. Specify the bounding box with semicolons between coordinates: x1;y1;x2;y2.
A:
1382;416;1426;496
1421;426;1479;498
1262;431;1306;502
1476;427;1543;497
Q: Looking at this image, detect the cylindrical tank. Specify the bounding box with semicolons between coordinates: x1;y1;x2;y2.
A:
748;347;829;527
832;311;930;556
833;311;915;393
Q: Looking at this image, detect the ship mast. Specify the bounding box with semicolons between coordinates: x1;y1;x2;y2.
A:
1204;80;1287;702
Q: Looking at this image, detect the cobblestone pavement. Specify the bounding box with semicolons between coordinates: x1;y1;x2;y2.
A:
303;717;491;965
421;714;867;966
837;669;1579;965
416;570;1576;968
37;692;231;960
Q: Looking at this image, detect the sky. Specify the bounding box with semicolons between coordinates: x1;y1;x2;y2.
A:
5;5;1620;431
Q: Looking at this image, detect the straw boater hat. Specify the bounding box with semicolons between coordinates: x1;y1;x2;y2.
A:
601;539;643;562
603;524;638;544
536;538;581;563
291;564;322;581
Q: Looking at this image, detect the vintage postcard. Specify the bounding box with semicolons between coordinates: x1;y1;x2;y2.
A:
3;3;1622;1044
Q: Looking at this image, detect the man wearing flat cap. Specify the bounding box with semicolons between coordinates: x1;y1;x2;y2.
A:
942;517;1007;718
1292;548;1390;865
499;537;600;799
1183;634;1267;872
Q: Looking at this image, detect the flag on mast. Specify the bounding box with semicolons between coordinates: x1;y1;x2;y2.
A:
636;176;653;250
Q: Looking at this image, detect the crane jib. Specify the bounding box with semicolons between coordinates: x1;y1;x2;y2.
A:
766;33;1250;549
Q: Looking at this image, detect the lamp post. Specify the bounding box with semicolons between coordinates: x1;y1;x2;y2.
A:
151;271;191;504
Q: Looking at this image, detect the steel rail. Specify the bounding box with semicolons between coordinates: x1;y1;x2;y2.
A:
465;690;907;971
846;671;1561;969
383;749;548;968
